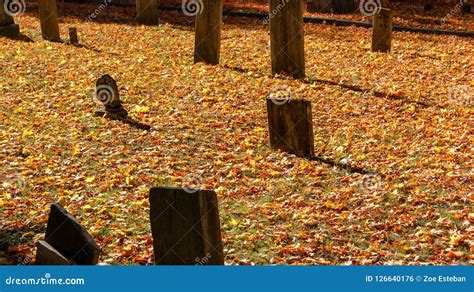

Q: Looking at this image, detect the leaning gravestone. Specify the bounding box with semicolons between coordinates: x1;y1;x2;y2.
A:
0;0;20;37
36;203;100;265
149;187;224;265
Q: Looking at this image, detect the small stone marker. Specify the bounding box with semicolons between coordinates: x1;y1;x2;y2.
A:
39;0;60;41
94;75;151;130
136;0;158;25
68;27;78;45
269;0;305;79
0;0;20;37
371;8;393;53
95;74;128;118
194;0;224;65
36;203;100;265
36;241;74;265
149;187;224;265
266;98;315;158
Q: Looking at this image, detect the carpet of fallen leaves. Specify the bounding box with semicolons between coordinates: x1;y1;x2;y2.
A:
1;3;473;266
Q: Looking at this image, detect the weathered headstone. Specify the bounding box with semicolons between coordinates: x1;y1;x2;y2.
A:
149;187;224;265
269;0;305;79
194;0;224;65
39;0;60;41
95;74;128;118
266;98;314;158
36;203;100;265
136;0;158;25
36;240;74;265
68;27;78;45
0;0;20;37
371;8;392;53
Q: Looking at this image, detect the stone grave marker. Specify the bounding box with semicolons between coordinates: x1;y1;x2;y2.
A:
36;203;100;265
266;98;315;158
149;187;224;265
0;0;20;37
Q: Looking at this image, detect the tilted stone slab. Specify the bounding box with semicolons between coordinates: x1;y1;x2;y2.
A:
44;203;100;265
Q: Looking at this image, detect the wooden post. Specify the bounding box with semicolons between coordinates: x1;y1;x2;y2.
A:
371;8;392;53
0;0;19;37
194;0;224;65
136;0;158;25
269;0;305;79
39;0;60;42
69;27;78;45
149;187;224;265
266;98;314;158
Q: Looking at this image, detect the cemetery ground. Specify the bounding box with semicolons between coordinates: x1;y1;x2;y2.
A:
1;3;473;266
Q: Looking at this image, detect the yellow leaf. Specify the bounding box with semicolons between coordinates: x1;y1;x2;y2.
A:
85;176;95;183
22;129;33;139
230;218;239;226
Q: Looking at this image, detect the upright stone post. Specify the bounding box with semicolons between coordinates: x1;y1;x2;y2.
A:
0;0;20;37
136;0;158;25
269;0;305;79
194;0;224;65
68;27;78;45
149;187;224;265
39;0;60;42
371;8;393;53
